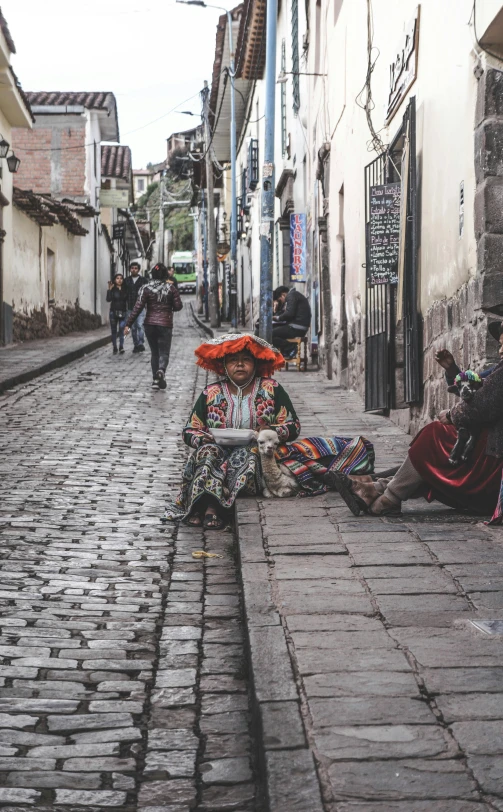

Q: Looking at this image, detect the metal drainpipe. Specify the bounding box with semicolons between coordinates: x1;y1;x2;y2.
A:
258;0;278;343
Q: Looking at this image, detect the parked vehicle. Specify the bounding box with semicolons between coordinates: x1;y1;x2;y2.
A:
171;251;196;293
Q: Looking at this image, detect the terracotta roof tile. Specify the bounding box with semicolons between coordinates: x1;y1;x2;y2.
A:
13;188;88;236
0;8;16;53
101;144;132;182
26;91;114;110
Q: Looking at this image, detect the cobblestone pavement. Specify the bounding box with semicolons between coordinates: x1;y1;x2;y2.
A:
237;371;503;812
0;305;261;811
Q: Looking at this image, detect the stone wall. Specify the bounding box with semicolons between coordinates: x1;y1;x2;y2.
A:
13;302;102;343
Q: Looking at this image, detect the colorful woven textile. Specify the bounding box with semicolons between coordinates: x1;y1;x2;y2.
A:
487;472;503;525
276;434;375;495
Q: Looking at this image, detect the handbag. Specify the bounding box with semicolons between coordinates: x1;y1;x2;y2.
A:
112;310;125;320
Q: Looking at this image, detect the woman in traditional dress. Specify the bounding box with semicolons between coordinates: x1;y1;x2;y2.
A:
333;321;503;524
165;333;375;529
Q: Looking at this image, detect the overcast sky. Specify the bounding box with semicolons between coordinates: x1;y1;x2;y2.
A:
4;0;230;167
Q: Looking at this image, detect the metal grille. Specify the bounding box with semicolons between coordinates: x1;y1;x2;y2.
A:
291;0;300;115
364;154;393;412
247;139;259;190
402;97;421;404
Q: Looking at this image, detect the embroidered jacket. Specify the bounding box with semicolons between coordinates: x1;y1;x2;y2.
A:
183;377;301;449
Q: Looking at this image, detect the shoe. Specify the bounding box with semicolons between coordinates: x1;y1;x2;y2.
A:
369;494;402;516
113;347;118;355
330;472;380;516
119;347;125;354
138;344;146;353
156;370;167;390
284;348;298;360
152;379;159;389
132;346;139;354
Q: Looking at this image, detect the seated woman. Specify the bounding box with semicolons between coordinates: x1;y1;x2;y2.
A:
334;321;503;524
164;333;375;529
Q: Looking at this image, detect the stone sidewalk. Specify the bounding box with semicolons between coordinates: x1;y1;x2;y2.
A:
237;368;503;811
0;327;110;393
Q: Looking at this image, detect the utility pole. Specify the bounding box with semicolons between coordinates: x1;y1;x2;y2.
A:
159;172;165;264
258;0;278;343
226;10;238;328
202;80;219;329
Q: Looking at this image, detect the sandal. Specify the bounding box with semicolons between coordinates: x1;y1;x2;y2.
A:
203;512;226;530
186;513;203;527
331;472;372;516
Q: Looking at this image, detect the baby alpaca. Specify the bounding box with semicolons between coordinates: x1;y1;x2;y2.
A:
257;429;299;498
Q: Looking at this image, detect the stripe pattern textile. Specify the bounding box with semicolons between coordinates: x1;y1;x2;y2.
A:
276;435;375;495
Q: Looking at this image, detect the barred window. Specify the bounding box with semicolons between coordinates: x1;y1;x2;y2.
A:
291;0;300;115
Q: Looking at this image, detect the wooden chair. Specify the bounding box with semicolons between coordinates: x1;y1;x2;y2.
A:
284;336;308;371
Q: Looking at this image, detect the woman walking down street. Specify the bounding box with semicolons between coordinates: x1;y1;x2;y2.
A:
333;321;503;524
124;262;182;390
106;273;128;355
164;333;375;530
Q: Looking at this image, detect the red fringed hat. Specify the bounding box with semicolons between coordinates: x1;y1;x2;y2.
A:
195;333;285;377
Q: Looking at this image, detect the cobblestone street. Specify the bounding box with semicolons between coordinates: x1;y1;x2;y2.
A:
0;306;262;811
2;306;503;811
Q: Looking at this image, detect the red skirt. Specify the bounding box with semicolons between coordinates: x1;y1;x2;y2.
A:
408;423;503;514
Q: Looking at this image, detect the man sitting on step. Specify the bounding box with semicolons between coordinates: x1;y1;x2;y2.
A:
272;286;311;360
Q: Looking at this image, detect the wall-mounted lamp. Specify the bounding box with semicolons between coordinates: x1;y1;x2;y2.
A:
7;153;21;173
0;137;10;159
276;70;327;83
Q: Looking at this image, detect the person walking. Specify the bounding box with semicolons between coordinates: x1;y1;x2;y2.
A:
106;273;128;355
124;261;146;353
271;286;311;359
167;266;179;289
124;263;183;390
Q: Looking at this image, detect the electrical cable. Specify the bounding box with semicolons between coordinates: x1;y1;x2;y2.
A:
354;0;386;155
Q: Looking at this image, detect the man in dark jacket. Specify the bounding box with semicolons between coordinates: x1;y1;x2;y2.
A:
124;261;147;353
125;263;183;390
272;286;311;358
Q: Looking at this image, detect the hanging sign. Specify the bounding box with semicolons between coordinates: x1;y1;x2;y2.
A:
290;213;307;282
369;183;401;285
386;7;420;124
112;223;126;241
100;189;130;208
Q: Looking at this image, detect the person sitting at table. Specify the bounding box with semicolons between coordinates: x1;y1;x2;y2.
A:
272;286;311;359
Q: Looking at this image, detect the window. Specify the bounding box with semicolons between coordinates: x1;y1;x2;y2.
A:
281;39;287;156
247;139;259;190
47;248;55;303
137;178;145;192
291;0;300;115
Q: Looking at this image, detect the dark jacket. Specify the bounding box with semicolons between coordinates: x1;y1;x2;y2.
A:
124;274;146;309
126;281;183;329
275;289;311;331
450;360;503;457
106;285;129;316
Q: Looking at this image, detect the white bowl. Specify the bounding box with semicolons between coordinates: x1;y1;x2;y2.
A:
210;428;256;446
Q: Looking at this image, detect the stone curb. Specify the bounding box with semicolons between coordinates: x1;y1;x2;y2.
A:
0;333;111;394
189;302;214;337
235;500;325;812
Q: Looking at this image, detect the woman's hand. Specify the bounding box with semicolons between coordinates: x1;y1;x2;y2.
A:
107;281;113;290
124;326;130;336
438;409;452;425
435;349;455;370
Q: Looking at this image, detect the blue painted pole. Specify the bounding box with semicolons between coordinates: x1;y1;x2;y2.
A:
227;10;238;328
202;190;209;321
258;0;278;343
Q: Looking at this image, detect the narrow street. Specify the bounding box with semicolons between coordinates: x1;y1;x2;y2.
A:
0;305;262;811
1;307;503;810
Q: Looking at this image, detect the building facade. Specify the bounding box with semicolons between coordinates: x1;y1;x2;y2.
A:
208;0;503;433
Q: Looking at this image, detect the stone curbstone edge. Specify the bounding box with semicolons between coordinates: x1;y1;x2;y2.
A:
234;499;324;812
0;333;112;394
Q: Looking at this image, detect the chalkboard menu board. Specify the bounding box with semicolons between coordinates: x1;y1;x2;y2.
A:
368;182;401;285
